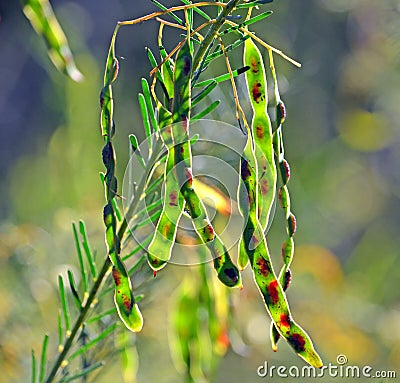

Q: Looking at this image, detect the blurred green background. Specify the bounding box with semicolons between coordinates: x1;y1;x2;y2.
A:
1;0;400;382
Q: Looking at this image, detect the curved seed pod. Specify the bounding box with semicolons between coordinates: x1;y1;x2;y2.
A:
269;49;299;350
238;37;277;270
147;106;186;271
101;34;143;332
172;39;241;288
239;157;322;368
244;38;277;231
104;203;143;332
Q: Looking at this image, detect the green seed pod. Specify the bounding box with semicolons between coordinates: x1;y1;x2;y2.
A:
103;202;143;332
239;156;322;368
269;51;303;353
112;263;143;333
100;35;143;332
243;37;277;232
171;39;241;288
239;35;277;271
147;107;185;271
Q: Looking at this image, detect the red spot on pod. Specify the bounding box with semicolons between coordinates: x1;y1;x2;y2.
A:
250;57;259;74
121;293;132;311
256;257;270;277
267;280;279;304
256;125;264;139
280;314;291;328
153;270;157;278
280;159;290;184
283;269;292;291
169;191;178;207
112;267;121;287
204;223;215;241
184;167;193;188
288;213;297;236
277;100;286;125
260;178;269;195
288;333;306;352
252;82;263;103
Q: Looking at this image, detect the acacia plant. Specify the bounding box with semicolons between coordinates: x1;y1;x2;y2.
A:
29;0;323;382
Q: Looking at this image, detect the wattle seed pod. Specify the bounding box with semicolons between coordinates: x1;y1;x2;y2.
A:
147;106;185;271
171;39;241;288
101;37;143;332
238;37;277;271
244;38;277;231
104;202;143;332
239;157;322;368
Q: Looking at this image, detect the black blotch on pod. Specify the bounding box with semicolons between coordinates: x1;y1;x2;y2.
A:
283;269;292;291
288;333;306;353
240;158;251;180
102;142;114;168
223;267;239;285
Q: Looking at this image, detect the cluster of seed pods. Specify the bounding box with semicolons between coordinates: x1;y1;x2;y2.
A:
98;1;322;368
100;34;143;333
147;39;242;288
240;36;322;368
